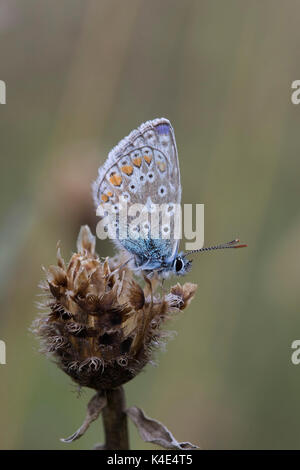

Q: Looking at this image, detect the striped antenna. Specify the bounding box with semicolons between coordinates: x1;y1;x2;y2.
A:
185;239;247;256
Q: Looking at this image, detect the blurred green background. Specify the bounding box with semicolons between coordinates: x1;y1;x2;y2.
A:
1;0;300;450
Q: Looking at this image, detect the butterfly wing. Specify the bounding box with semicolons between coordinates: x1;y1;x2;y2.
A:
93;118;181;270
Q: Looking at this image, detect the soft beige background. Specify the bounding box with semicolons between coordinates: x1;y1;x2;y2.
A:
0;0;300;449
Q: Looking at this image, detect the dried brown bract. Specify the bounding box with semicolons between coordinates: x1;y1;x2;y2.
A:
33;225;197;392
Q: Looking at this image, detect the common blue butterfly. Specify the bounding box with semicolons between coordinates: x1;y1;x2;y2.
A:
93;118;246;278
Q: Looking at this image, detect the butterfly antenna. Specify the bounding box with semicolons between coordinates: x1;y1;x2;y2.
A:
185;239;247;256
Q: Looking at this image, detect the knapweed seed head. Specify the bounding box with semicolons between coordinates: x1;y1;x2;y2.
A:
33;226;197;391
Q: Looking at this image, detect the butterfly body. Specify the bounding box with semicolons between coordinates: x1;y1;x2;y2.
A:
93;118;246;278
119;237;190;278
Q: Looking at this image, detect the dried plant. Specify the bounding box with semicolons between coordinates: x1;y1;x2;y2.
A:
33;225;198;449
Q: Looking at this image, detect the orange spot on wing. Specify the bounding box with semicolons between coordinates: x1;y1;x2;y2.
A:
132;157;142;167
121;165;133;175
144;154;152;165
157;161;166;172
109;174;122;186
101;194;109;202
107;191;113;197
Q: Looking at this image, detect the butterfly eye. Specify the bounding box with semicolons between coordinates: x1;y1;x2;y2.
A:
175;258;184;273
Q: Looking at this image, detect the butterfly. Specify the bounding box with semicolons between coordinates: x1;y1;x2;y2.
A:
93;118;246;278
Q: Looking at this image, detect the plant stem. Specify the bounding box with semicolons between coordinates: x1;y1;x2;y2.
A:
102;386;129;450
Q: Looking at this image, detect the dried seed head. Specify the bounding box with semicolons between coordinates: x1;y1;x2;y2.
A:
33;225;197;391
